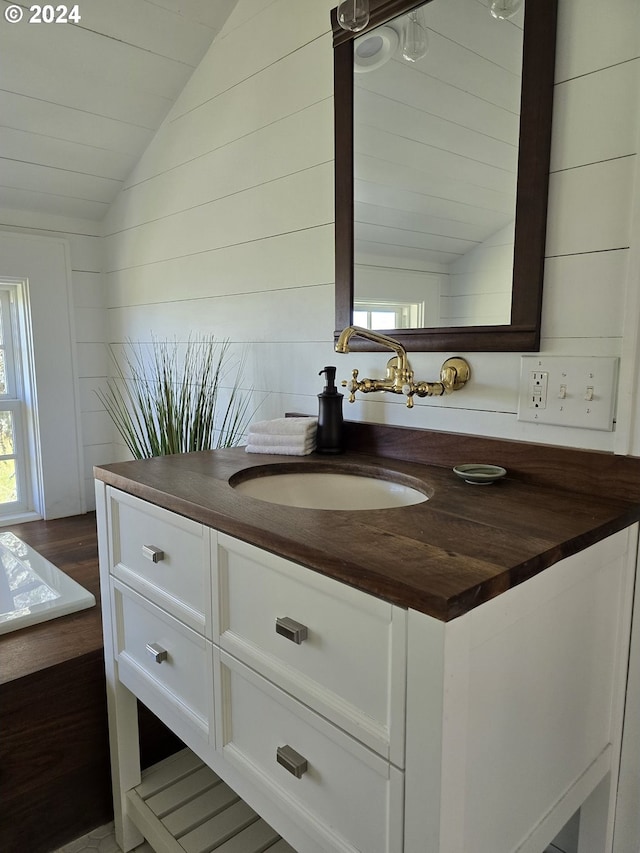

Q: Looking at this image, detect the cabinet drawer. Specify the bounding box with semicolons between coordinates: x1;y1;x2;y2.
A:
113;580;213;739
215;533;406;764
215;650;404;853
108;487;210;635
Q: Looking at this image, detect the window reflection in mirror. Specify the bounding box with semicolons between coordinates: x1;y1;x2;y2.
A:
353;0;524;329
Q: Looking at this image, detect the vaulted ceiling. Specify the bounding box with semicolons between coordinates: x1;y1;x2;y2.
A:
0;0;238;221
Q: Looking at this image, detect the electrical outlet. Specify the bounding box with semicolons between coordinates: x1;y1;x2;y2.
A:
517;356;618;431
528;371;548;410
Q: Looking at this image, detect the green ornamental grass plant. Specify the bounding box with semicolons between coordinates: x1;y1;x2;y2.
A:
98;335;254;459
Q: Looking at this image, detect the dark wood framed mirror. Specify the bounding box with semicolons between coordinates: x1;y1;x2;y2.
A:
332;0;557;352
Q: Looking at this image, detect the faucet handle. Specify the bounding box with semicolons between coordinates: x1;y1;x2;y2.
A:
402;384;415;408
440;357;471;392
342;369;360;403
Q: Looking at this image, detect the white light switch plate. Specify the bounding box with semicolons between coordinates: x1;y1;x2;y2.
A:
517;356;618;431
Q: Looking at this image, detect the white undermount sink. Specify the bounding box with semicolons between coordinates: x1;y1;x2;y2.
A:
232;469;429;510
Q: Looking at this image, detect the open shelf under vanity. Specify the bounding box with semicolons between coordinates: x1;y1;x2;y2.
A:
128;749;295;853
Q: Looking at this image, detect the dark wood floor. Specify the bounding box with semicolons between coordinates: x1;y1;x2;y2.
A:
0;512;181;853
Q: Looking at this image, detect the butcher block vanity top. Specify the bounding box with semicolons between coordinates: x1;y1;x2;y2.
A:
94;422;640;622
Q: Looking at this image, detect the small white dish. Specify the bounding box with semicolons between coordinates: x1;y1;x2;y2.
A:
453;464;507;485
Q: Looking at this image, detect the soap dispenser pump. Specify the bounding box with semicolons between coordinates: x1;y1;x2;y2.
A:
316;366;344;454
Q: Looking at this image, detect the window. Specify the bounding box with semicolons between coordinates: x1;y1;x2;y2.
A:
0;286;31;516
354;299;424;330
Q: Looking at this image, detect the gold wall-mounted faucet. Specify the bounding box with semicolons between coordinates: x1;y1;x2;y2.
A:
335;325;470;408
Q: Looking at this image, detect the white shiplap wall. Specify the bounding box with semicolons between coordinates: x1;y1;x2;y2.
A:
103;0;336;457
442;222;514;326
102;0;640;458
0;209;109;510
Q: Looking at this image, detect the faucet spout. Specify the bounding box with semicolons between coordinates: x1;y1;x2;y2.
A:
335;325;409;373
335;325;471;408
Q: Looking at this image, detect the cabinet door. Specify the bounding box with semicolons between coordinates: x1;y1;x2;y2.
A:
215;650;404;853
215;533;406;764
107;487;211;636
113;580;213;742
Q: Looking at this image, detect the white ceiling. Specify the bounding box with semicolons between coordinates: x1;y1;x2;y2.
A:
0;0;238;221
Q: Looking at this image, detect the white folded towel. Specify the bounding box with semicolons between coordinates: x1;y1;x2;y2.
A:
244;416;317;455
248;417;317;437
245;439;315;456
247;432;316;447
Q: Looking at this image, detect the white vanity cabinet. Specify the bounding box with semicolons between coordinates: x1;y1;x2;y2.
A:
96;482;638;853
98;485;406;853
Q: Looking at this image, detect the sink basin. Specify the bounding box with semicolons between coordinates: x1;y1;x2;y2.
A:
231;469;429;510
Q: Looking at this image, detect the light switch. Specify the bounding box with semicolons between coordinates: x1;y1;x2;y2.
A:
517;356;618;431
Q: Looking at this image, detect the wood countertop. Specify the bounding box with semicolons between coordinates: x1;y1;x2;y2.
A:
94;426;640;622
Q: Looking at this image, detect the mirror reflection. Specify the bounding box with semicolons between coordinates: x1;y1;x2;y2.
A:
353;0;524;330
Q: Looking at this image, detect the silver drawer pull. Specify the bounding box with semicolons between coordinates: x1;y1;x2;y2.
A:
145;643;168;663
276;745;308;779
275;616;308;645
142;545;165;563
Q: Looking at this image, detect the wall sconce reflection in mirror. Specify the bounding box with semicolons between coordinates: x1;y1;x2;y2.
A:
490;0;523;20
402;8;429;62
338;0;370;32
